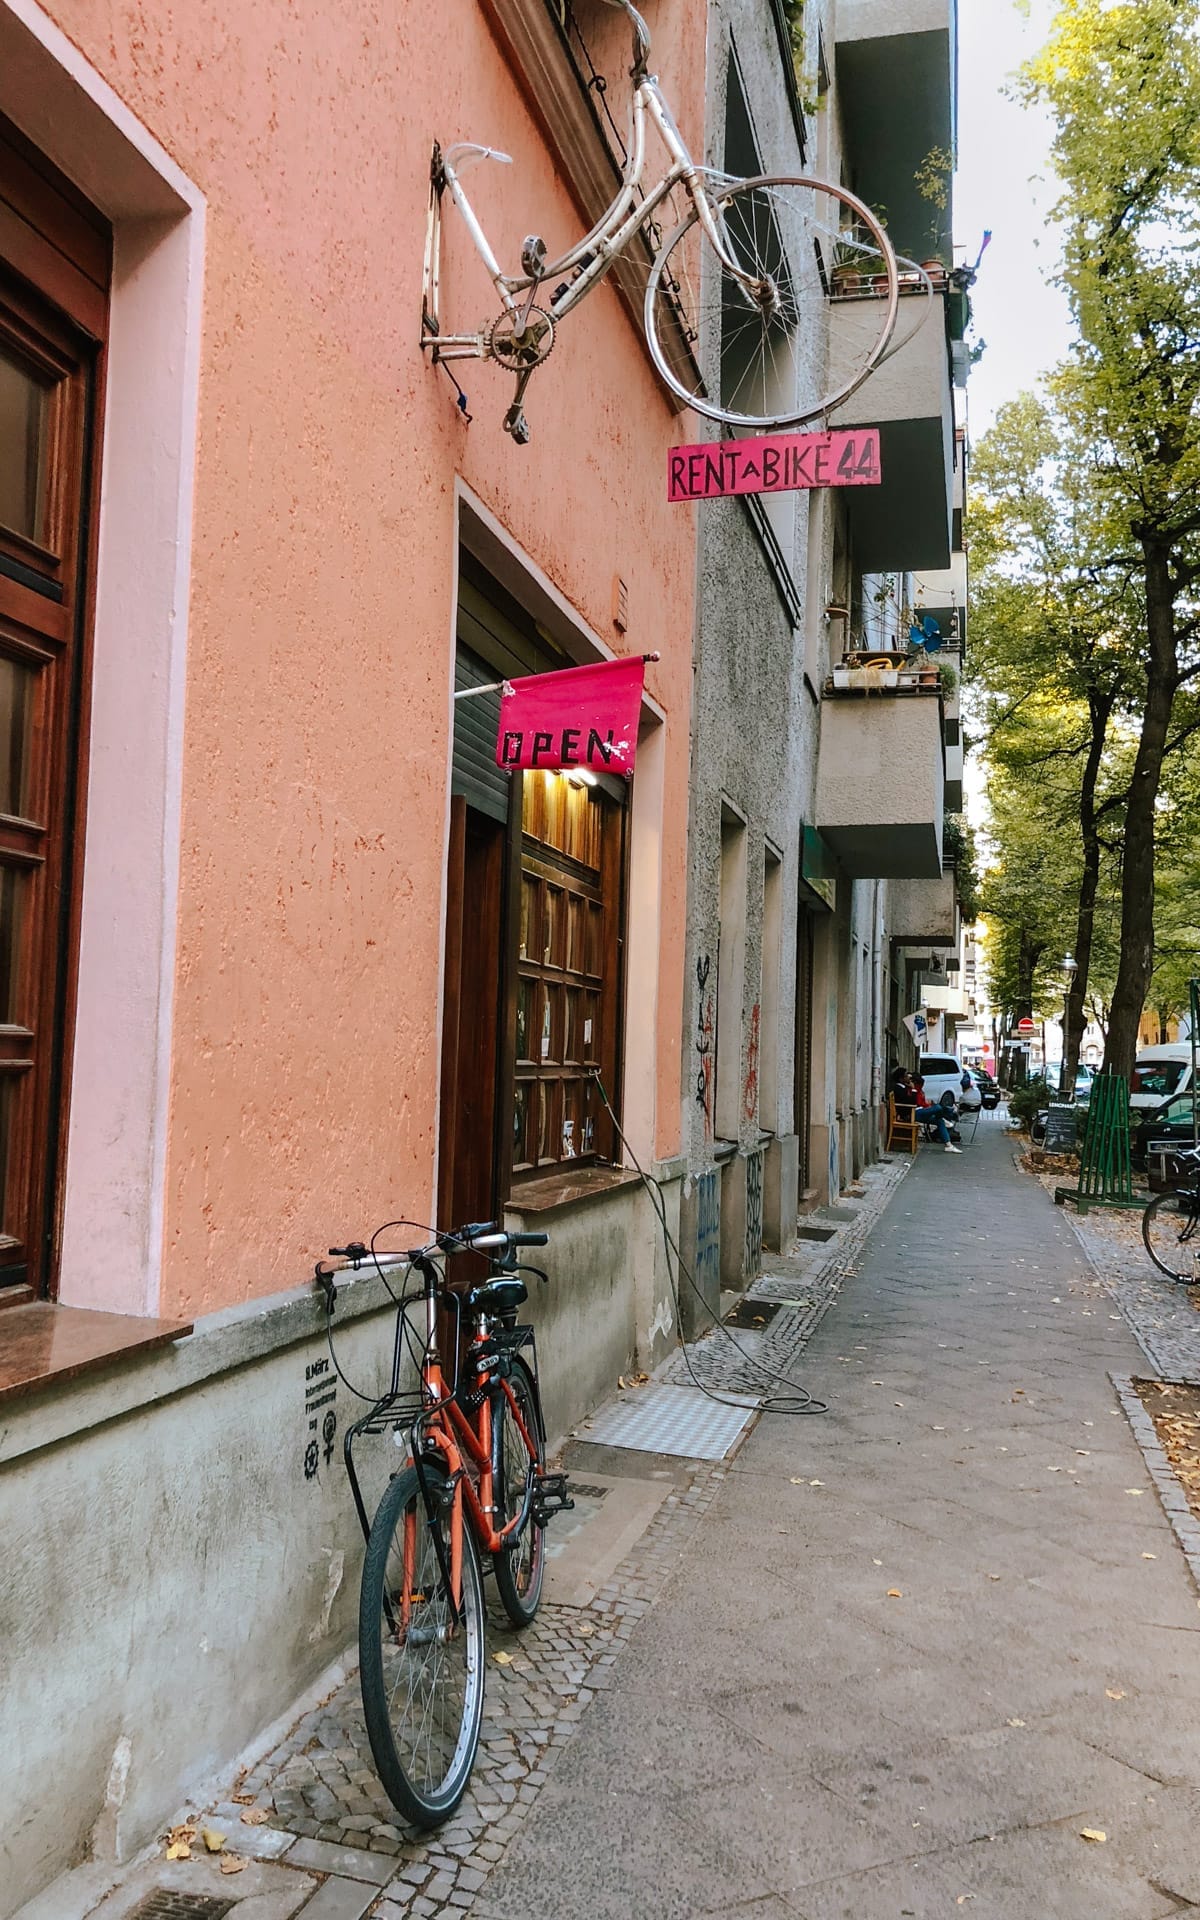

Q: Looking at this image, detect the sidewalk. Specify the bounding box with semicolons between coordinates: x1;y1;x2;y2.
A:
474;1113;1200;1919
36;1116;1200;1919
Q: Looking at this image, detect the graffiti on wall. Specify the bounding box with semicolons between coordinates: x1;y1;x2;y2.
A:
694;952;714;1139
743;1001;760;1122
745;1145;764;1280
696;1167;720;1303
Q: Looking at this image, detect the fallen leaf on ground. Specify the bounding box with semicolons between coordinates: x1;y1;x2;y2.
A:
165;1842;191;1861
231;1793;256;1805
873;1558;883;1566
219;1855;249;1876
956;1896;976;1906
809;1479;824;1487
492;1650;514;1665
1079;1828;1107;1844
576;1622;595;1637
1125;1489;1144;1497
240;1808;270;1826
887;1588;903;1599
201;1829;226;1853
1105;1689;1125;1701
1142;1553;1157;1560
1007;1718;1026;1728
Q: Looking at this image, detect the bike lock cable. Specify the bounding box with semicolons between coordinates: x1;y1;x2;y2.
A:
589;1071;828;1417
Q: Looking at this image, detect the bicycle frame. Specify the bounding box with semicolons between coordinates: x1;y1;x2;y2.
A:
339;1251;543;1617
422;68;763;361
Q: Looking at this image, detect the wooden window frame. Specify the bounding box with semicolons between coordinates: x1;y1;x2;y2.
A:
509;772;627;1184
0;118;109;1306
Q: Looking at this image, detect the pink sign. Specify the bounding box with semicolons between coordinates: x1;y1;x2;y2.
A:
668;428;881;503
497;656;646;775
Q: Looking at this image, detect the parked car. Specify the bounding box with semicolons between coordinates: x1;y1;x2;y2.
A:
1130;1091;1200;1173
1130;1043;1197;1113
1042;1063;1095;1104
970;1067;1000;1110
917;1052;982;1113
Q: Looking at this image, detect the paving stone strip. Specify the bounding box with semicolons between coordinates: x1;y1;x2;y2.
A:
1032;1160;1200;1382
182;1462;728;1918
1110;1372;1200;1594
659;1154;911;1395
72;1160;912;1920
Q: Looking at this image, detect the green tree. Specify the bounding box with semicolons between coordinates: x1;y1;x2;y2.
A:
969;392;1139;1085
1023;0;1200;1076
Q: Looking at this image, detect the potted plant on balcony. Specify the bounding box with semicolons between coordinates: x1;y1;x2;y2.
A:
937;658;959;700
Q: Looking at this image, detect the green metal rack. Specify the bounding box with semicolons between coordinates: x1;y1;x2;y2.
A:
1055;1071;1142;1214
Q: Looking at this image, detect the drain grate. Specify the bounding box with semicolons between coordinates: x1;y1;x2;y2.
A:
724;1299;783;1330
128;1895;237;1920
796;1226;837;1243
569;1481;611;1500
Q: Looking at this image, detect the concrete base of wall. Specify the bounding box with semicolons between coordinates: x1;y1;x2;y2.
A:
763;1133;799;1253
677;1167;720;1342
810;1121;839;1206
4;1174;666;1912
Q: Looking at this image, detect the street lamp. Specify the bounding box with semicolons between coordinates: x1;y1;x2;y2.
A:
1060;952;1078;1098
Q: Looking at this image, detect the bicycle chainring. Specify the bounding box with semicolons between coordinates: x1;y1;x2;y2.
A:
488;307;555;373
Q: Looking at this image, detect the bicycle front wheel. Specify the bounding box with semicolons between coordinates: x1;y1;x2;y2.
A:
359;1464;486;1828
1143;1188;1200;1284
491;1355;546;1628
645;174;899;430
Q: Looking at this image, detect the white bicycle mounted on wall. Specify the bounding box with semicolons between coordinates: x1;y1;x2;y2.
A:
421;0;915;444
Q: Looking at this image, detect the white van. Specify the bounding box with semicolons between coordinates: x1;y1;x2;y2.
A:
917;1052;982;1113
1130;1042;1197;1112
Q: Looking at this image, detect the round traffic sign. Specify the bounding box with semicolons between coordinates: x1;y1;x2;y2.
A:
1016;1017;1036;1035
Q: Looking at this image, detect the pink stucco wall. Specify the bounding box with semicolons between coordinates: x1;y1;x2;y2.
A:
43;0;699;1316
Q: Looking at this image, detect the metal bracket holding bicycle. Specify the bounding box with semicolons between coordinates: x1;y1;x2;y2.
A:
418;0;929;444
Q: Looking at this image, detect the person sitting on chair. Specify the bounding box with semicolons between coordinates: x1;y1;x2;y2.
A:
912;1074;962;1153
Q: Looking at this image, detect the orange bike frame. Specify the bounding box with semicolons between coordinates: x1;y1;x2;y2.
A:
418;1326;540;1609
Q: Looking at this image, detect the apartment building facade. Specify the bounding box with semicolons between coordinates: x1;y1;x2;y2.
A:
0;0;965;1905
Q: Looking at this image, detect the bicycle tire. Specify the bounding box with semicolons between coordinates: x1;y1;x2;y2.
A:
1143;1187;1200;1284
359;1463;486;1828
644;173;900;430
491;1355;546;1628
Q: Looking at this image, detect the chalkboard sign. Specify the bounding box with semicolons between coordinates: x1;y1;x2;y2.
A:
1043;1104;1079;1153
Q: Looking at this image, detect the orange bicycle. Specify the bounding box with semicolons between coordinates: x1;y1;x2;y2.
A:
316;1222;572;1827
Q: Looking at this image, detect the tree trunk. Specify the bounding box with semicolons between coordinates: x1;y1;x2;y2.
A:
1104;541;1178;1080
1064;690;1115;1090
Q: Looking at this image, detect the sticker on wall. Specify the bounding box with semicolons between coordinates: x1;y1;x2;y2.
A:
304;1355;337;1482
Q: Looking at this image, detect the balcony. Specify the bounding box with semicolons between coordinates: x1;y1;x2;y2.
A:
827;286;955;571
835;0;957;264
912;547;968;650
887;872;959;946
816;682;944;878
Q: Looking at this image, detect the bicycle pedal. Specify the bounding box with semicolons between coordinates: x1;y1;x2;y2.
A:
531;1472;574;1526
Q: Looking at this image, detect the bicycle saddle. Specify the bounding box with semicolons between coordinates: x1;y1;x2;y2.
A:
466;1277;528;1318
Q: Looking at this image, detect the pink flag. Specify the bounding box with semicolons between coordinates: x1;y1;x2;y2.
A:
496;657;646;775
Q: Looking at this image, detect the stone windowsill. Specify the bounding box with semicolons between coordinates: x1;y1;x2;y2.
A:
0;1301;193;1406
507;1164;643;1215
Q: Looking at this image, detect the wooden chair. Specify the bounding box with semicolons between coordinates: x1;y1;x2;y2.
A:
886;1094;920;1153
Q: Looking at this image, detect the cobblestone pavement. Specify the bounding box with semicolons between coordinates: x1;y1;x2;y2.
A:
137;1150;914;1918
659;1153;911;1395
179;1464;727;1919
1029;1161;1200;1381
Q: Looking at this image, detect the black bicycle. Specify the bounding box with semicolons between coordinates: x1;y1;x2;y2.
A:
1142;1145;1200;1284
315;1221;573;1827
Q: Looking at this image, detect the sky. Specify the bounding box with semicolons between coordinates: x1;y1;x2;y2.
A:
955;0;1075;436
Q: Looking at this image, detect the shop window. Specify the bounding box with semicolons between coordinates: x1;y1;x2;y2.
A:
513;769;625;1175
439;555;629;1228
0;119;109;1303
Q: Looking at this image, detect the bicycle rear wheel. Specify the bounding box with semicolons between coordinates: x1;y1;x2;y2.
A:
359;1464;486;1828
644;174;902;430
1143;1187;1200;1283
491;1356;546;1628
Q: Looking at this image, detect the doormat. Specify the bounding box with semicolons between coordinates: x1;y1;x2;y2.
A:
578;1382;758;1460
